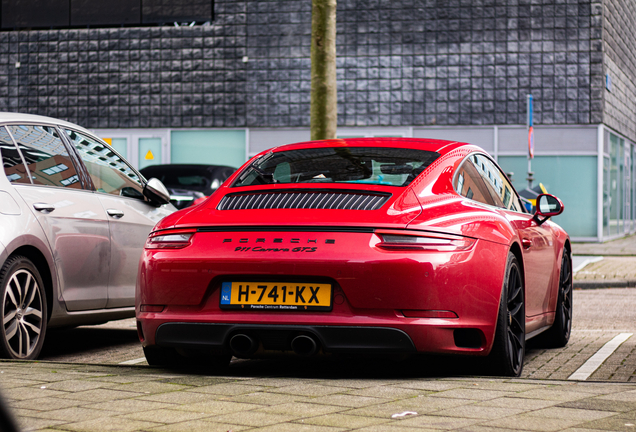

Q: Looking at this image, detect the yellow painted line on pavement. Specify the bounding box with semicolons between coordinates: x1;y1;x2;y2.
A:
568;332;633;381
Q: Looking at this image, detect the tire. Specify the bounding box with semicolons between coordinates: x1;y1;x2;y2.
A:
144;346;231;371
534;250;572;348
0;256;48;360
488;252;525;377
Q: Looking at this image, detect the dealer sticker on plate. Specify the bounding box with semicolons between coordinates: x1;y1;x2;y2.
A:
220;281;332;311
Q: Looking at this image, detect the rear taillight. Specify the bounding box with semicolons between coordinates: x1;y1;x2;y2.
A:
145;230;195;249
376;233;475;252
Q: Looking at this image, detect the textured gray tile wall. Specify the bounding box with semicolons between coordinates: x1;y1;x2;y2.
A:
603;0;636;140
0;0;614;137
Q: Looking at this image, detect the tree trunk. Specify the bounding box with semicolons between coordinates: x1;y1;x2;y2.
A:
310;0;337;141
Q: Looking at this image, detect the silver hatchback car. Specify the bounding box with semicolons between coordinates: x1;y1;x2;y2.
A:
0;113;175;359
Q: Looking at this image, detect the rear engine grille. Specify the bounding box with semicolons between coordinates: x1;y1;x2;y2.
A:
217;191;391;211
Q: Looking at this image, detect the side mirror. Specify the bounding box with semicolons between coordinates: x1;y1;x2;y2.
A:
533;193;564;225
143;178;171;206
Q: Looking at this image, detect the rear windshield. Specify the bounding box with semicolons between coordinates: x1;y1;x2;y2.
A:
233;147;440;187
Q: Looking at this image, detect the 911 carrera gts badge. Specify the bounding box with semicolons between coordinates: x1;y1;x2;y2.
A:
224;237;335;253
235;246;317;252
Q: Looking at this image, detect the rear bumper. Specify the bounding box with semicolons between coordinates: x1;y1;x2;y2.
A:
137;229;510;356
154;323;416;353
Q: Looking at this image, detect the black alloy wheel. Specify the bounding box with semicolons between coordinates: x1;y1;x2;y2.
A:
488;252;525;377
535;250;572;348
0;256;48;360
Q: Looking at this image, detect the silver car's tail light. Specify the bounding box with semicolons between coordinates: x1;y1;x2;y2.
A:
145;230;195;249
376;233;475;252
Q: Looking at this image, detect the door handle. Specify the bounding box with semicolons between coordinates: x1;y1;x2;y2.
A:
522;238;532;249
106;209;125;218
32;203;55;213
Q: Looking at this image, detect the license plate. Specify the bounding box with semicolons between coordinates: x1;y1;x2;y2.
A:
220;282;332;311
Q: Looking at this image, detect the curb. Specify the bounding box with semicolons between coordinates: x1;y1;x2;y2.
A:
574;280;636;289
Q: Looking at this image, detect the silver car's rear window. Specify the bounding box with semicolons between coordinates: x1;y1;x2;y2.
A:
233;147;440;187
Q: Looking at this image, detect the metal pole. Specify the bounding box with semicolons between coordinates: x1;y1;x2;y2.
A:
527;94;534;188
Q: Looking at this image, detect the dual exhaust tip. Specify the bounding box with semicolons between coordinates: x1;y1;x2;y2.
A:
229;333;319;357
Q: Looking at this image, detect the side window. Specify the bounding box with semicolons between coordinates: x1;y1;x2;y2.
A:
453;156;496;206
471;154;525;213
7;125;81;188
64;129;144;199
0;126;31;184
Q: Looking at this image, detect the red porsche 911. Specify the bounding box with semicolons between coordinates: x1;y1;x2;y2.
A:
136;138;571;377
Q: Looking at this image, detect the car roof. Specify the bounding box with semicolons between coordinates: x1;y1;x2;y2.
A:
0;111;96;137
265;137;466;156
140;164;235;173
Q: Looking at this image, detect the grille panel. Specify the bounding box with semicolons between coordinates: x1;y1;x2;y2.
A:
218;191;390;211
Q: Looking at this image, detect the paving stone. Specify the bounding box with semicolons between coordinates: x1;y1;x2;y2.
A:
187;383;269;396
462;427;535;432
57;416;160;431
255;401;343;417
37;379;115;392
271;384;351;397
11;396;84;411
14;415;67;430
598;391;636;402
396;414;484;429
307;393;390;408
481;415;584;431
3;386;67;401
56;388;145;402
27;406;119;422
223;391;310;406
156;376;236;387
138;391;220;405
173;399;261;415
345;397;474;418
301;412;390;428
476;397;560;411
510;389;592;402
431;404;524;419
250;423;346;432
235;377;318;388
82;398;176;413
354;425;440;432
318;379;403;389
578;415;636;431
393;380;468;392
347;386;422;399
147;420;251;432
120;408;211;423
558;399;636;412
429;388;513;401
113;381;191;395
212;410;299;427
525;407;616;421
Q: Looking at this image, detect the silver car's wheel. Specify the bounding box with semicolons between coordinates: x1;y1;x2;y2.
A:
0;256;47;360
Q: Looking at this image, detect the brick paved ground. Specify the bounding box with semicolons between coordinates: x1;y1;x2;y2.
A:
4;361;636;432
573;235;636;256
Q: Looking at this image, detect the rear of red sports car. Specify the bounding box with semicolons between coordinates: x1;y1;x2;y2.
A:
136;138;568;375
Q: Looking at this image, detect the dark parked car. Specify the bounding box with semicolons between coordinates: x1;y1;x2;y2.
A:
140;164;236;209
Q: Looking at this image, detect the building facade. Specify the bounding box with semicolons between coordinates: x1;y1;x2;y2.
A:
0;0;633;241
